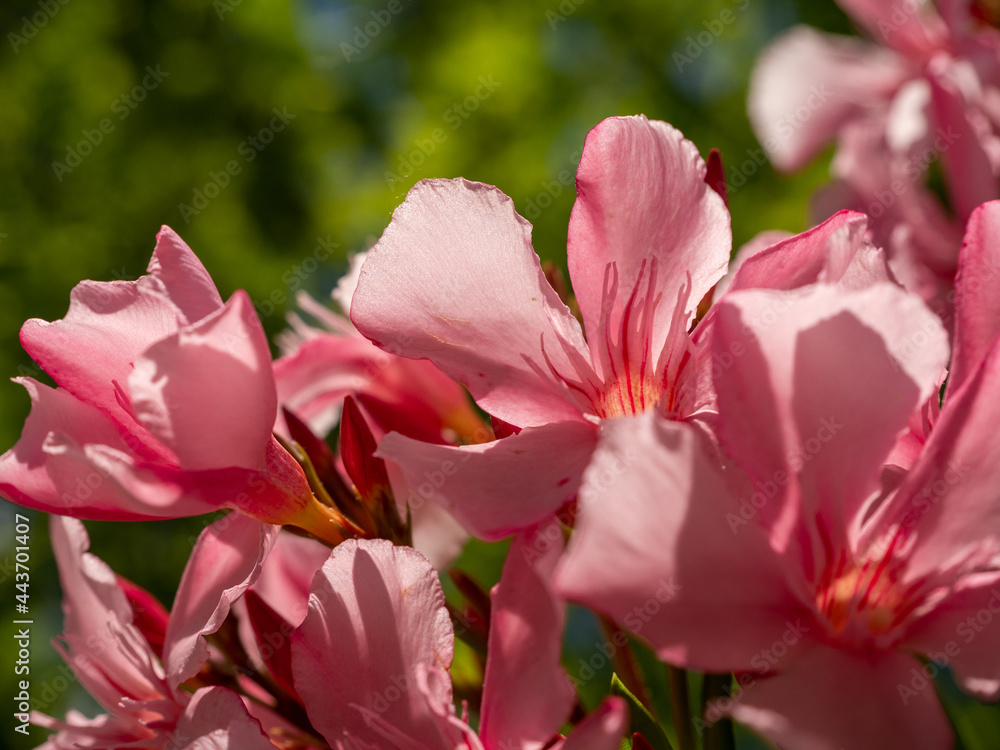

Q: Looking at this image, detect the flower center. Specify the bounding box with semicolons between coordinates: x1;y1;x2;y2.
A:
816;564;905;640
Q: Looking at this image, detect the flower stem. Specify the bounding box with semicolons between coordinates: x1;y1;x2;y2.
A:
701;673;736;750
667;665;695;750
598;616;656;717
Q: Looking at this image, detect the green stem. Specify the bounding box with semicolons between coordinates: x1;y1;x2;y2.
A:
599;616;656;717
701;673;737;750
667;665;695;750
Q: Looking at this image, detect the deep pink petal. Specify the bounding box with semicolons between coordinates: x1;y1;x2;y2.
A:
949;200;1000;396
728;645;952;750
556;414;813;673
351;178;591;428
175;686;274;750
712;284;947;549
748;26;908;171
377;420;598;540
566;115;731;364
479;522;576;749
0;378;211;519
291;539;459;750
129;291;277;472
162;513;279;687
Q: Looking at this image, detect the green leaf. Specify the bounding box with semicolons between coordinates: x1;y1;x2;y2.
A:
611;674;676;750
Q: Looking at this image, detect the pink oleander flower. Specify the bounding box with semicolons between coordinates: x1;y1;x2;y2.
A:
34;516;275;750
749;0;1000;311
0;227;348;544
351;114;894;540
554;280;1000;749
289;532;626;750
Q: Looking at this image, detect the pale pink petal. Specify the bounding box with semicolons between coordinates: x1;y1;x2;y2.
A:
566;115;731;364
351;178;591;428
836;0;948;57
903;569;1000;701
49;517;173;712
556;414;814;673
333;251;369;315
949;200;1000;396
0;378;208;519
728;645;952;750
407;496;469;570
162;513;279;687
129;291;277;472
144;226;224;325
377;420;598;540
479;522;575;750
748;26;908;171
291;539;459;750
712;284;947;547
31;709;156;749
175;686;274;750
927;59;999;221
558;698;628;750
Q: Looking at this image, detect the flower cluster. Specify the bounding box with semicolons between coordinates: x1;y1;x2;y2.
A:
6;106;1000;749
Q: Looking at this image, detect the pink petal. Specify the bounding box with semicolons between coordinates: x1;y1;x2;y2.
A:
949;200;1000;396
713;230;794;298
19;228;221;437
377;420;598;540
712;284;947;549
291;539;459;750
556;414;813;673
748;26;908;171
144;226;224;325
129;291;277;472
0;378;209;519
479;522;576;749
162;513;279;687
903;570;1000;700
566;116;731;363
927;60;999;222
559;698;628;750
728;645;952;750
405;489;469;570
351;178;591;428
175;686;274;750
246;530;330;628
836;0;948;57
878;340;1000;579
48;516;173;711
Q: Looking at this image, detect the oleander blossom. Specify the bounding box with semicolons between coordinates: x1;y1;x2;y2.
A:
0;227;348;544
749;0;1000;311
556;281;1000;749
33;516;274;750
351;114;894;540
290;532;626;750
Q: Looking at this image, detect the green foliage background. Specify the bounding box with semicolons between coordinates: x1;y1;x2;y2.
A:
6;0;996;747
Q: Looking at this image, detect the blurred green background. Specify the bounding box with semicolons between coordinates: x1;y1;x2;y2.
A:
8;0;995;748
